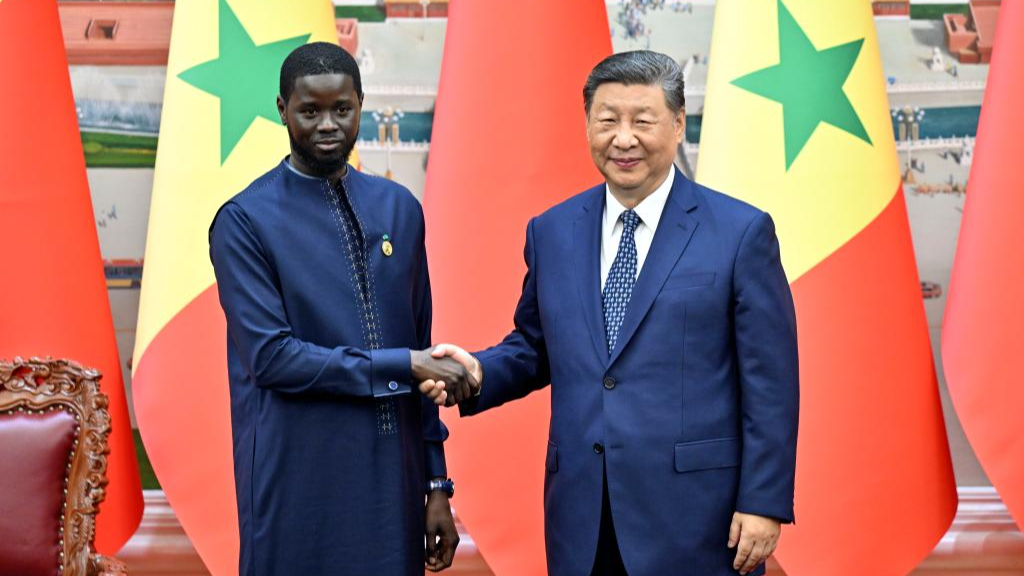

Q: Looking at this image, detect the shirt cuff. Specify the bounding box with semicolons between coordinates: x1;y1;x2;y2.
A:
370;347;412;397
424;440;448;480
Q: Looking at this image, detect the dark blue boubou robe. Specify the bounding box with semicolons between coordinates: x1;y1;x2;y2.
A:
209;159;447;576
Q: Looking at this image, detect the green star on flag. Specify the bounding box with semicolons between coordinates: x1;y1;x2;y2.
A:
179;0;310;164
732;0;872;170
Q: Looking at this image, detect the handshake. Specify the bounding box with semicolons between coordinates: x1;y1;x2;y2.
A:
411;344;483;407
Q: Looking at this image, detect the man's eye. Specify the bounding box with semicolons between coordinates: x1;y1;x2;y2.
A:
302;109;317;117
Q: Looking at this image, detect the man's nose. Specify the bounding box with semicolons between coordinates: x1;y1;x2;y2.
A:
612;124;638;149
317;115;339;132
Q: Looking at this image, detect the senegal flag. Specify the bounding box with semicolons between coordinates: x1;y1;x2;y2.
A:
698;1;956;574
131;1;338;574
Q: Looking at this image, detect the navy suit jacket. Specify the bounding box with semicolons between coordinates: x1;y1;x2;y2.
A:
462;168;799;576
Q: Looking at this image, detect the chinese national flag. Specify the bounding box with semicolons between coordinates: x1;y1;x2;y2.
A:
422;0;611;574
943;0;1024;530
0;0;143;553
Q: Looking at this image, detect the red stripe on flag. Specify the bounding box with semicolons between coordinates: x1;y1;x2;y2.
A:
0;0;142;553
133;285;239;575
777;188;957;576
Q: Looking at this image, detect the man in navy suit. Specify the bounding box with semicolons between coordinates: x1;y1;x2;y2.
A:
422;50;799;576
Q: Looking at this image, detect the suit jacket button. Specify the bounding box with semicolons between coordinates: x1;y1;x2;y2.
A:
388;381;399;391
603;377;616;390
593;443;604;454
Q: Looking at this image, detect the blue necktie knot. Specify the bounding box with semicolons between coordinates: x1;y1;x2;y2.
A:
620;209;640;234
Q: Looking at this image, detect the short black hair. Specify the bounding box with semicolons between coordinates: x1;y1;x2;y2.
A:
583;50;686;116
279;42;363;103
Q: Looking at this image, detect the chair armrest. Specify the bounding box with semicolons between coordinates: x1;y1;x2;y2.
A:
90;554;128;576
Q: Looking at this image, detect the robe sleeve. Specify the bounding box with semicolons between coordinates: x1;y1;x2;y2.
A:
414;207;449;481
210;201;412;398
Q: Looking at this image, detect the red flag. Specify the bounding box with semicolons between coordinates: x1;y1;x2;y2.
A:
943;0;1024;529
0;0;143;553
423;1;610;573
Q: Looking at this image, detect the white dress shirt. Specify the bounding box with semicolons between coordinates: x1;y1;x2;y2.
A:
600;168;675;290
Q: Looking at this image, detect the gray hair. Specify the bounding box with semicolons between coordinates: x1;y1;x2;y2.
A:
583;50;686;116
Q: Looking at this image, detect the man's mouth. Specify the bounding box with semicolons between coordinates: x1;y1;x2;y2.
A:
611;157;641;169
315;139;342;152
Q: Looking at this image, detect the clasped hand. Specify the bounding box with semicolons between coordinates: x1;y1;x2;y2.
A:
413;344;482;407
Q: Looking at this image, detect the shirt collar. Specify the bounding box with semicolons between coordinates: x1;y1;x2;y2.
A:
284;156;321;180
604;167;675;232
284;156;352;187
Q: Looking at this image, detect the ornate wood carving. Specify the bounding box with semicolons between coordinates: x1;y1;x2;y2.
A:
0;357;120;576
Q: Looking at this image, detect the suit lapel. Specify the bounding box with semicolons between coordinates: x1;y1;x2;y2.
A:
608;169;699;367
573;187;609;364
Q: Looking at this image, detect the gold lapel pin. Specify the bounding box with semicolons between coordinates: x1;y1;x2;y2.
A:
382;234;393;257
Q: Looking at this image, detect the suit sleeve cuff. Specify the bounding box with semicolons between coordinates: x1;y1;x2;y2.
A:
424;440;448;480
458;350;499;416
370;347;412;398
735;498;795;525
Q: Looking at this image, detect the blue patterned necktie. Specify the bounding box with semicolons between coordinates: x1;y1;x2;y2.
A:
603;209;641;353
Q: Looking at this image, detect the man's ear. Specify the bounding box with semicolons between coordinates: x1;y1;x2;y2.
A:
675;108;686;144
277;95;288;125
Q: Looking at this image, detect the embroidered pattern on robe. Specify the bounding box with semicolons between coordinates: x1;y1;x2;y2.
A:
322;176;398;436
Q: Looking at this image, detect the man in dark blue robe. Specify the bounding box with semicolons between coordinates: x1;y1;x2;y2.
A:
209;43;476;575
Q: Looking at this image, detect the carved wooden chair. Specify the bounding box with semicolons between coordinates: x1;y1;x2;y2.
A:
0;358;128;576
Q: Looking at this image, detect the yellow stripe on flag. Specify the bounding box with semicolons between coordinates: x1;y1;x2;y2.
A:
134;0;339;362
697;0;898;281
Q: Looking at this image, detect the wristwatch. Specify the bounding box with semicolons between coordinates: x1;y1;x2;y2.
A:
428;478;455;498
